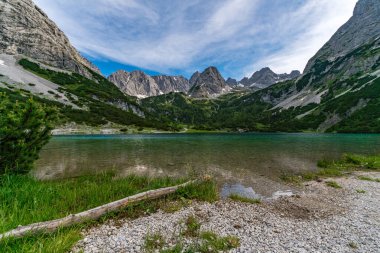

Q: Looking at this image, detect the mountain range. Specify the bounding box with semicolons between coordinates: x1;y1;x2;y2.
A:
0;0;379;133
107;66;299;98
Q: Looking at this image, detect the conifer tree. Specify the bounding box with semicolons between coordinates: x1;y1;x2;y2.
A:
0;94;57;174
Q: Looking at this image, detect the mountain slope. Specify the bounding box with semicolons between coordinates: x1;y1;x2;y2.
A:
0;0;100;77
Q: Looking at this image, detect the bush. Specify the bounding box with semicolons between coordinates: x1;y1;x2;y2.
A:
0;94;57;174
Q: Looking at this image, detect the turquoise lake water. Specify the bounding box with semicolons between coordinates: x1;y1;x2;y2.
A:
35;133;380;198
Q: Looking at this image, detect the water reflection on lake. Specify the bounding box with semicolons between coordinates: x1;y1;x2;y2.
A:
35;133;380;197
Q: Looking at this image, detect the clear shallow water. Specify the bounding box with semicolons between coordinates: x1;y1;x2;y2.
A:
35;133;380;198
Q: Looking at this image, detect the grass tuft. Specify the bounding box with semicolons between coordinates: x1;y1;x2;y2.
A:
229;194;261;204
144;232;166;252
182;215;201;237
325;181;342;189
358;176;380;183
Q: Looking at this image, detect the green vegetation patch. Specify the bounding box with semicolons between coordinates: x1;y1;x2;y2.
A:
358;176;380;183
325;181;342;189
182;215;201;237
281;154;380;184
229;194;261;204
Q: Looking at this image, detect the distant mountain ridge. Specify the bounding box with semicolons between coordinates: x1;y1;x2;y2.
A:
238;68;301;89
108;70;190;98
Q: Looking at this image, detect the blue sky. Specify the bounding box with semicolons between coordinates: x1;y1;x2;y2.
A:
34;0;357;79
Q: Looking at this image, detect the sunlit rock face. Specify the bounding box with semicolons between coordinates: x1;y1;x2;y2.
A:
0;0;100;77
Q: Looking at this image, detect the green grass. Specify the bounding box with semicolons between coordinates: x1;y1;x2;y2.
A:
281;154;380;184
0;173;217;252
198;231;240;252
229;194;261;204
358;176;380;183
144;233;166;253
356;189;366;193
143;215;240;253
182;215;201;237
325;181;342;189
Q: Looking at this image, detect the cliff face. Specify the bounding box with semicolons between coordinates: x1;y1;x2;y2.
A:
108;70;161;98
0;0;100;77
304;0;380;75
152;75;190;94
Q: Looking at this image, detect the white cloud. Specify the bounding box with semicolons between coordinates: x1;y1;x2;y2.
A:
247;0;357;76
33;0;357;79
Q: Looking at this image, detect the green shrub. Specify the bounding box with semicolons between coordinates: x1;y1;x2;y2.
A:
0;93;57;174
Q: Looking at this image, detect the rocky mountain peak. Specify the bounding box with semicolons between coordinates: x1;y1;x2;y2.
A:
189;71;201;86
0;0;100;77
188;66;230;98
240;67;301;89
289;70;301;78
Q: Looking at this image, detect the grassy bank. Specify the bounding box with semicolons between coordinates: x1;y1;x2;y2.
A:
0;173;217;252
281;154;380;184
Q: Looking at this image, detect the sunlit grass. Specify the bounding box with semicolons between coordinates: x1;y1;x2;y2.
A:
0;173;217;252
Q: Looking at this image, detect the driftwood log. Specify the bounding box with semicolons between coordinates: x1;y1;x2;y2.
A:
0;180;195;240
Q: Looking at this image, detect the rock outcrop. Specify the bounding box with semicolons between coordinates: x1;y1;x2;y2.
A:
240;68;301;89
188;67;231;98
0;0;100;77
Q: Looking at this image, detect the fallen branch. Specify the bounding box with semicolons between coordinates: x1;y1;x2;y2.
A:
0;180;195;240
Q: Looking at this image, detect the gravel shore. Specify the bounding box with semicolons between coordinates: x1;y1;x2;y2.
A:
73;172;380;253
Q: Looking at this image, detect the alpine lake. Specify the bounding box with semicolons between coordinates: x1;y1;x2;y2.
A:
35;133;380;199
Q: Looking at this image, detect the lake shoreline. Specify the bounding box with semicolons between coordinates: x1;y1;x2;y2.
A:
51;126;380;136
73;171;380;252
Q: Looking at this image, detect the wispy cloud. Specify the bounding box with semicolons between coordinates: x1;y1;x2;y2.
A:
246;0;357;76
34;0;357;79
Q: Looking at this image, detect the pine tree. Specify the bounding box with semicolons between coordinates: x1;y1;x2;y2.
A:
0;93;57;174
